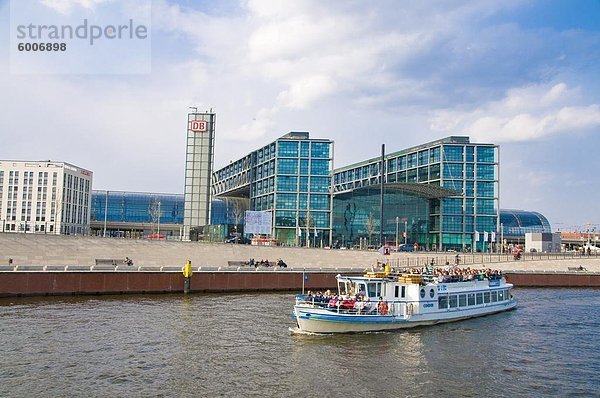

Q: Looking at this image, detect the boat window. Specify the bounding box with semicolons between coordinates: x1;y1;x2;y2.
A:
467;293;476;306
483;291;490;303
394;285;399;298
367;283;380;298
358;283;367;297
458;294;467;307
420;288;426;298
438;295;448;309
449;295;458;308
505;289;510;299
476;293;483;305
401;286;406;298
498;290;504;301
429;288;435;298
491;291;498;302
338;281;346;295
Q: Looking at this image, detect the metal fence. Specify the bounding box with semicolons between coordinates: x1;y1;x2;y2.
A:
378;251;599;268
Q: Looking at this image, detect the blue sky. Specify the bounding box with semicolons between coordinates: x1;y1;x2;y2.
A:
0;0;599;231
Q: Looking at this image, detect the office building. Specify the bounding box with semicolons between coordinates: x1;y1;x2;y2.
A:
0;160;93;235
212;132;333;246
332;137;499;251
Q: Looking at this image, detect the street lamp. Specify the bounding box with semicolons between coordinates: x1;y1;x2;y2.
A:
404;220;408;245
395;216;399;247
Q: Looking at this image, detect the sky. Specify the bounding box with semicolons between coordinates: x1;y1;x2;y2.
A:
0;0;599;231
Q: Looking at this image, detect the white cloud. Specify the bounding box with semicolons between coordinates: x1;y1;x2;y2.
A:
429;83;600;142
40;0;114;15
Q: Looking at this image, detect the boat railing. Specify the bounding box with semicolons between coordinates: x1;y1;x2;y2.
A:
295;295;422;317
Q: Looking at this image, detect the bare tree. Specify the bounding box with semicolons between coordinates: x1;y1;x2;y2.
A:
225;197;248;235
148;197;161;235
365;212;376;246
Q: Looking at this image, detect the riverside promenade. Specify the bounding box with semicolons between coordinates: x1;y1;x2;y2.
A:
0;233;599;297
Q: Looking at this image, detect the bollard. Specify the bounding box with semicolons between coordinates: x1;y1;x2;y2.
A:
8;258;13;266
183;260;193;294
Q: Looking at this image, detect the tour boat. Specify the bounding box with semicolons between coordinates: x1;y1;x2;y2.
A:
292;269;517;334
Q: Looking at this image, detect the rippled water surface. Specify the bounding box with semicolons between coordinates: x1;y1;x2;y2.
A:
1;288;599;397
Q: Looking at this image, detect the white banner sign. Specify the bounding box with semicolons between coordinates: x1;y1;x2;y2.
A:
244;210;272;235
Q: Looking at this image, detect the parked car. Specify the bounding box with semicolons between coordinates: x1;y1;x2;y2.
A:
225;236;251;244
398;244;414;252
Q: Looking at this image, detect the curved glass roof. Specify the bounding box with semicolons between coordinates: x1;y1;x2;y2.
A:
499;209;551;238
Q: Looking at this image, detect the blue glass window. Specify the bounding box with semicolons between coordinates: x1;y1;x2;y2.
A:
475;216;496;231
310;160;330;176
388;158;396;172
407;153;417;168
429;147;441;163
443;180;463;193
430;164;440;180
465;198;474;214
299;176;308;192
300;159;309;175
443;215;463;232
277;159;298;174
476;181;495;197
277;193;297;209
398;156;406;170
277;176;297;191
278;141;299;157
443;146;463;162
476;199;495;215
310;194;330;210
476;164;495;180
310;176;330;192
442;198;463;214
300;141;310;157
443;164;463;179
465;163;474;179
275;210;296;227
311;142;330;158
477;147;495;163
298;194;308;209
418;151;429;166
466;146;474;162
418;166;429;182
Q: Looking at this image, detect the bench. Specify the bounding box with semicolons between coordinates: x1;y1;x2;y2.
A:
95;259;127;266
568;266;587;271
227;260;248;267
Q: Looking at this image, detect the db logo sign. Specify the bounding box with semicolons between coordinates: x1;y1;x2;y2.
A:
189;120;207;132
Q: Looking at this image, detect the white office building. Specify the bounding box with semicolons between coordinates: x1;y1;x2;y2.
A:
0;160;93;235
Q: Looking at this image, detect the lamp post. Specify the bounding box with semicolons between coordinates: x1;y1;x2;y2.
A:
157;201;161;236
395;216;399;247
404;220;408;245
103;190;108;237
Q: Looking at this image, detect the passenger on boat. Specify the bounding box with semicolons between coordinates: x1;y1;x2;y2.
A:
377;297;388;315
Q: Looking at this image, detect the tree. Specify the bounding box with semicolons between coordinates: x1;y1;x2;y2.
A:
365;212;376;247
148;197;161;235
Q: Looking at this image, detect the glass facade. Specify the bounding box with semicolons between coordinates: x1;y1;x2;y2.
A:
332;186;430;248
333;136;499;251
90;191;239;238
212;132;333;246
499;209;551;241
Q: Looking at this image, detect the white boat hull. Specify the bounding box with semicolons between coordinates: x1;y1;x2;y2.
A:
294;299;517;334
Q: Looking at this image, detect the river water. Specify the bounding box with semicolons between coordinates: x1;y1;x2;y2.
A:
0;288;599;397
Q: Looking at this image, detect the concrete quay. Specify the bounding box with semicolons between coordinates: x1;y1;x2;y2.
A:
1;233;598;271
